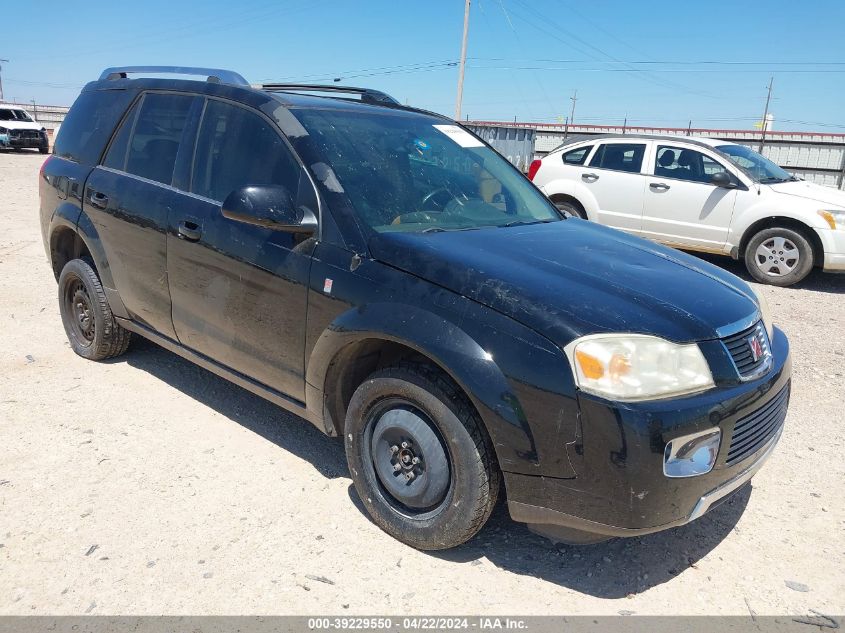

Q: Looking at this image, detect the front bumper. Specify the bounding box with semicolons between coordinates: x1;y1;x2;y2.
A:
506;326;791;539
817;227;845;271
0;130;48;149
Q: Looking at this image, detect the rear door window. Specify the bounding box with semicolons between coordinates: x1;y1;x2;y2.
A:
124;93;195;186
190;99;300;202
561;145;592;165
589;143;646;174
102;100;140;171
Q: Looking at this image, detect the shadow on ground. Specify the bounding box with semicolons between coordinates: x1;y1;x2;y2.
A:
348;482;749;599
120;337;347;479
692;251;845;294
121;324;750;600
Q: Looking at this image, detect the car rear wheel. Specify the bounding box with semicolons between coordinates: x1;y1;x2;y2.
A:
58;258;131;360
744;227;814;287
553;199;585;219
344;362;499;550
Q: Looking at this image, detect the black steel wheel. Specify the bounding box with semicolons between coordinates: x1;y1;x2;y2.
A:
58;258;131;360
365;399;452;515
345;362;499;550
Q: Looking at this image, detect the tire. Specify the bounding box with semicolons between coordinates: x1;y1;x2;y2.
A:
39;145;49;155
58;258;131;360
344;362;500;550
553;199;585;219
744;227;815;287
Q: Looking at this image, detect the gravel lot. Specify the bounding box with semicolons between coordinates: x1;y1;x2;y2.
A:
1;151;843;616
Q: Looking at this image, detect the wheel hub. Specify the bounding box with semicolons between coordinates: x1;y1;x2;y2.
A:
369;406;450;510
67;281;95;342
755;236;799;276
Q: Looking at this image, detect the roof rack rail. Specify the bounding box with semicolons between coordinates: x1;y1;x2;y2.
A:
99;66;249;87
259;83;399;105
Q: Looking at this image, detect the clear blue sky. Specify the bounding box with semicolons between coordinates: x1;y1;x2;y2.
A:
3;0;845;131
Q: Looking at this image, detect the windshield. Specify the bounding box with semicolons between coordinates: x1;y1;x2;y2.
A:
293;108;560;233
716;144;793;183
0;109;34;122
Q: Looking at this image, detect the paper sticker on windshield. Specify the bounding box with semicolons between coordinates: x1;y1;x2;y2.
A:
433;124;484;148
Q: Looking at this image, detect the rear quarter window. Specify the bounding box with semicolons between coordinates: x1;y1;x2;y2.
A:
561;145;592;165
53;89;135;165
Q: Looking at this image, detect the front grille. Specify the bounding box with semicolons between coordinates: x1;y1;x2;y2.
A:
722;321;770;378
726;383;789;465
10;130;41;141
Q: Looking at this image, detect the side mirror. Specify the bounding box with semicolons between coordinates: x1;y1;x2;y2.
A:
710;172;736;189
221;185;317;234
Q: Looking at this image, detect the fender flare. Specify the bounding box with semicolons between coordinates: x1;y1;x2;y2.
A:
49;207;129;319
305;302;539;472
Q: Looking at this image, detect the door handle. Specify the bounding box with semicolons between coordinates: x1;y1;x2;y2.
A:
582;173;599;182
649;182;671;191
177;220;202;242
88;190;109;209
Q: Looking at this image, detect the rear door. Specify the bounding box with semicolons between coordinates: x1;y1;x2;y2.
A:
641;144;739;251
83;91;200;338
166;97;317;401
581;141;649;233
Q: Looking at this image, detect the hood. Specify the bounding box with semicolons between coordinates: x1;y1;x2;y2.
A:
369;220;759;345
0;117;40;131
768;180;845;209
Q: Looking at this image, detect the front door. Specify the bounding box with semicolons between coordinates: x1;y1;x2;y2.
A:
167;98;317;401
640;144;738;251
581;141;649;234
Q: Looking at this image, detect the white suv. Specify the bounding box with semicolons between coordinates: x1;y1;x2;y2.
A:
0;106;49;154
529;134;845;286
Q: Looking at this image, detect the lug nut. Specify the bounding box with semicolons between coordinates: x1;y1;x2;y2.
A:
393;463;402;472
401;441;410;449
389;445;399;454
411;457;420;465
404;471;415;481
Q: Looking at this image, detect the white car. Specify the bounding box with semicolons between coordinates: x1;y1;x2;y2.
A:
0;105;49;154
529;134;845;286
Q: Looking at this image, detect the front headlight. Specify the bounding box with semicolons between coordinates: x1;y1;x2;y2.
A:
750;284;774;341
564;334;715;401
818;209;845;231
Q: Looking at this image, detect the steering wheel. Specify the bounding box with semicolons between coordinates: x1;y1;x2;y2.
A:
420;186;459;211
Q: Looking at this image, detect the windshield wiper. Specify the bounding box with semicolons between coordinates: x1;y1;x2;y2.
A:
500;219;557;228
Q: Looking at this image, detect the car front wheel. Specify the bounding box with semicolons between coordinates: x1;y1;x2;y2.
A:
744;227;815;286
344;362;500;550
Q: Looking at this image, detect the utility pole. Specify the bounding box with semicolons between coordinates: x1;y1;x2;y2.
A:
568;89;578;132
454;0;471;121
758;76;774;153
0;59;8;103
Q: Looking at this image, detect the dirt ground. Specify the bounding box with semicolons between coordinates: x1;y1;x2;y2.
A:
1;151;843;616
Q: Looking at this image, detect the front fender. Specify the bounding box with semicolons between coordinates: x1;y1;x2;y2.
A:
729;199;828;248
306;301;579;478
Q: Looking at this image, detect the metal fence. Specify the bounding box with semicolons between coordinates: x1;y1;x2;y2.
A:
0;101;69;134
469;121;845;190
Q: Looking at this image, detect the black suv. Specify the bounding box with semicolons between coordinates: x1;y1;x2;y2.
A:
40;66;791;550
